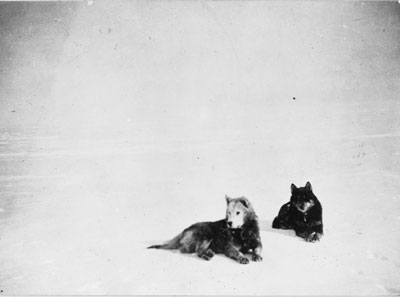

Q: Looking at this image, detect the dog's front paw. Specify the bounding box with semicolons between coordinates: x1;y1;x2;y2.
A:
305;232;322;242
237;256;249;264
252;254;263;262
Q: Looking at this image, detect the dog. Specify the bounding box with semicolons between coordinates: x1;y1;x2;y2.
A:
272;182;323;242
148;195;262;264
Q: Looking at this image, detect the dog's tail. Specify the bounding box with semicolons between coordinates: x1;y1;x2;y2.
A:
147;233;182;250
147;244;164;249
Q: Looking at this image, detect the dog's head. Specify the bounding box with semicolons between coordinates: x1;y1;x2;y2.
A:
225;195;254;229
290;181;316;213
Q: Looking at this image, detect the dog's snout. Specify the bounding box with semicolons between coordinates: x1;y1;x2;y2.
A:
227;221;232;227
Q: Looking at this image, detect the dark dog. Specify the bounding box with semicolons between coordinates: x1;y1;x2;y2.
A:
148;196;262;264
272;182;323;242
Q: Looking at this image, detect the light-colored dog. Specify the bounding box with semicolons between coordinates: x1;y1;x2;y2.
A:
148;196;263;264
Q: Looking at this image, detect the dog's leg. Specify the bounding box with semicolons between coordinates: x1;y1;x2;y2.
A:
296;229;322;242
196;240;215;261
198;249;215;261
225;245;249;264
305;231;322;242
304;221;323;242
178;230;197;253
252;245;263;262
295;229;308;239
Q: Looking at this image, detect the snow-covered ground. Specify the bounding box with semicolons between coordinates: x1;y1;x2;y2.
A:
0;1;400;295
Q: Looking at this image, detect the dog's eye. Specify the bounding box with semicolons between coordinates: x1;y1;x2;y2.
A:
236;211;240;215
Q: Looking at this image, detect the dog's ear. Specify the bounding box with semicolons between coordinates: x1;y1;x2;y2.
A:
305;181;313;192
238;197;249;208
291;183;297;193
225;195;232;204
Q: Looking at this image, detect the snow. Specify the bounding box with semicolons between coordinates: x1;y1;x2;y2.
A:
0;130;399;295
1;1;400;295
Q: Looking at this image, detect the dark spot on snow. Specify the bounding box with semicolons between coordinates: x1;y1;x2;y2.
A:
11;110;15;112
293;97;296;100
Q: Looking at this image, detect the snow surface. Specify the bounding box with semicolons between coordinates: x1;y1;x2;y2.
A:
0;130;399;295
0;1;400;295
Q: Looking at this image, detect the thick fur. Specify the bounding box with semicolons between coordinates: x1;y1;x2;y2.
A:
272;182;323;242
148;196;262;264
